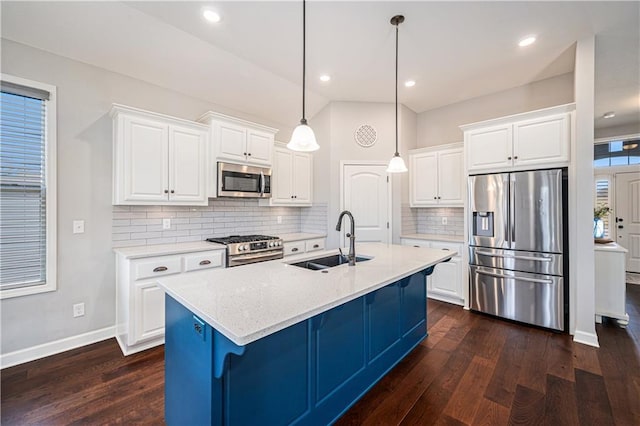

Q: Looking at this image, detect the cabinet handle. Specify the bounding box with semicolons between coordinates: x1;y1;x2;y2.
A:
291;195;294;199
247;153;252;156
441;248;450;251
164;189;169;194
243;152;247;156
433;196;437;200
153;266;168;273
291;247;299;252
170;190;175;194
413;245;420;248
313;244;319;248
293;195;297;199
507;156;512;160
199;260;212;266
514;156;518;159
438;196;441;199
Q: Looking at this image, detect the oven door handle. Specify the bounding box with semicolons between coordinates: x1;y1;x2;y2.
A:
260;171;265;196
475;268;553;284
228;251;283;266
475;250;552;262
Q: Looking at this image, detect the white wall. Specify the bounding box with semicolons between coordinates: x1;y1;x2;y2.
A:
595;122;640;140
0;39;292;355
417;73;575;147
309;102;417;249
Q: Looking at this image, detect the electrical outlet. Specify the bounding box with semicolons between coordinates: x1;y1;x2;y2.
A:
442;217;448;225
162;218;171;230
73;220;85;234
277;216;282;224
73;303;85;318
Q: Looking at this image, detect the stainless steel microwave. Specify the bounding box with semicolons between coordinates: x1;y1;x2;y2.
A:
217;162;271;198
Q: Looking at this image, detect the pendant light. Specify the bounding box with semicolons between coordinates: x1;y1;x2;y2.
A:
288;0;319;152
386;15;408;173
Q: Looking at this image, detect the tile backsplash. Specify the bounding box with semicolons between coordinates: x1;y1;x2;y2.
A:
404;207;464;237
112;200;328;248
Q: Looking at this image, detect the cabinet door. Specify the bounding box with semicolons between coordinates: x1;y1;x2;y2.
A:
429;259;461;299
271;148;294;203
410;152;438;206
217;121;247;163
169;125;207;204
466;124;513;172
122;116;169;202
133;281;165;344
292;152;312;204
513;113;569;167
246;129;273;165
437;149;464;206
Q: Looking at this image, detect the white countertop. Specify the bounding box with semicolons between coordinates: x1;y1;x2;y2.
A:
157;242;454;346
594;242;628;253
279;232;327;242
400;233;465;243
113;241;226;259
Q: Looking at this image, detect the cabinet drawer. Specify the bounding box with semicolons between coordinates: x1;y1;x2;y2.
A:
134;256;182;281
430;242;463;258
284;241;306;256
184;250;224;272
305;238;325;252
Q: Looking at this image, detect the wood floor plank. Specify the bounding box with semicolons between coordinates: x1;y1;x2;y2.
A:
574;368;615;426
472;398;510;426
544;333;575;382
542;374;579;426
516;329;550;393
442;355;496;424
507;385;545;426
483;326;527;408
571;341;602;375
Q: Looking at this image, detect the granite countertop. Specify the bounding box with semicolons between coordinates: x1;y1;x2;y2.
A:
113;241;226;259
400;233;465;243
279;232;327;242
157;242;454;346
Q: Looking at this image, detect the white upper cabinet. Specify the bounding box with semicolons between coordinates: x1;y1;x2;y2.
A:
198;111;278;167
112;105;208;206
409;144;464;207
462;104;574;173
266;144;313;206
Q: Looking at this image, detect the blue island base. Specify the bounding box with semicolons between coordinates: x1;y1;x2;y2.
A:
165;270;428;425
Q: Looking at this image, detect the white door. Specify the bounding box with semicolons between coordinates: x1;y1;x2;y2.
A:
615;172;640;272
217;121;247;163
410;152;438;206
512;113;570;167
246;130;274;165
342;164;390;244
292;152;312;204
272;147;293;203
465;124;512;172
437;148;464;205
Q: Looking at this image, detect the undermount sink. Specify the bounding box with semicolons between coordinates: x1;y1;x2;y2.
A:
290;254;371;270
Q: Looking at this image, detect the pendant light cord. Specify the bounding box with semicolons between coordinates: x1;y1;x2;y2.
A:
301;0;307;124
395;22;399;156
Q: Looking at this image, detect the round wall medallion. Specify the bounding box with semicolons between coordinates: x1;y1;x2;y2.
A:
354;124;377;147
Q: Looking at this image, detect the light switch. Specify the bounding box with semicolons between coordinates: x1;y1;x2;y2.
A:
73;220;85;234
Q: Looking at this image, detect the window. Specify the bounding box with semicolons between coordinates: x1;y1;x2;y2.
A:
0;74;56;299
594;175;612;238
594;139;640;167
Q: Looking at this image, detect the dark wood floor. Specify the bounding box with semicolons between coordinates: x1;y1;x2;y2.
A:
2;285;639;425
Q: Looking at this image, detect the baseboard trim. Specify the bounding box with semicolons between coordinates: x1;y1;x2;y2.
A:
573;330;600;348
0;326;115;369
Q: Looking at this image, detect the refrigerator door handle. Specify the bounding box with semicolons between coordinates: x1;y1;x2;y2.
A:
475;268;554;285
509;175;516;245
474;250;552;262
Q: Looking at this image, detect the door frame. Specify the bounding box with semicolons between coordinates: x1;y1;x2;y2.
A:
339;161;393;246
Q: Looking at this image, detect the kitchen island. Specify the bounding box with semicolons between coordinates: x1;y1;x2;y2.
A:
157;243;454;425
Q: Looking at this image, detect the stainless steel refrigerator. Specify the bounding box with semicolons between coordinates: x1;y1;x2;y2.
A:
468;168;568;331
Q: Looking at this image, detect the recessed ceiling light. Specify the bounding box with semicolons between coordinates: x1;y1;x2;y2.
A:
404;80;416;87
203;9;221;23
518;35;536;47
319;75;331;82
603;111;616;119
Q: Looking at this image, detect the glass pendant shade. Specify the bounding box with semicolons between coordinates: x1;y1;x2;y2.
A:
386;154;408;173
287;122;319;152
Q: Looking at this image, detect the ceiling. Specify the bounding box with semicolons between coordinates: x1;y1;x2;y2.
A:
1;1;638;131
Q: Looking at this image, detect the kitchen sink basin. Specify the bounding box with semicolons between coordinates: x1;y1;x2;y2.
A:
290;254;371;270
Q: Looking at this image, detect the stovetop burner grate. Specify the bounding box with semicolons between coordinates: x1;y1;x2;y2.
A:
206;235;279;245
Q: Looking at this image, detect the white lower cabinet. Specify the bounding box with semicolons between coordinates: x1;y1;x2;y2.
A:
116;248;225;355
400;238;464;306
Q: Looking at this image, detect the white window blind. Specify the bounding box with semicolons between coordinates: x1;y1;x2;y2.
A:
594;177;611;238
0;90;48;290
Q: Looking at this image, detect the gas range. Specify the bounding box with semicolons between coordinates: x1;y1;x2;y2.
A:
206;235;284;267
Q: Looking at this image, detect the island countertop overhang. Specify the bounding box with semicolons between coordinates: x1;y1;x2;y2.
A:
157;242;455;346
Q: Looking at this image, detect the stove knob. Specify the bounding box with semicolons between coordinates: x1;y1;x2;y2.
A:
242;245;249;251
277;241;282;246
269;242;275;247
238;245;244;251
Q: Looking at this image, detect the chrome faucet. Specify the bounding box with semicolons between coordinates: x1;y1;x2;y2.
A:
336;210;356;266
